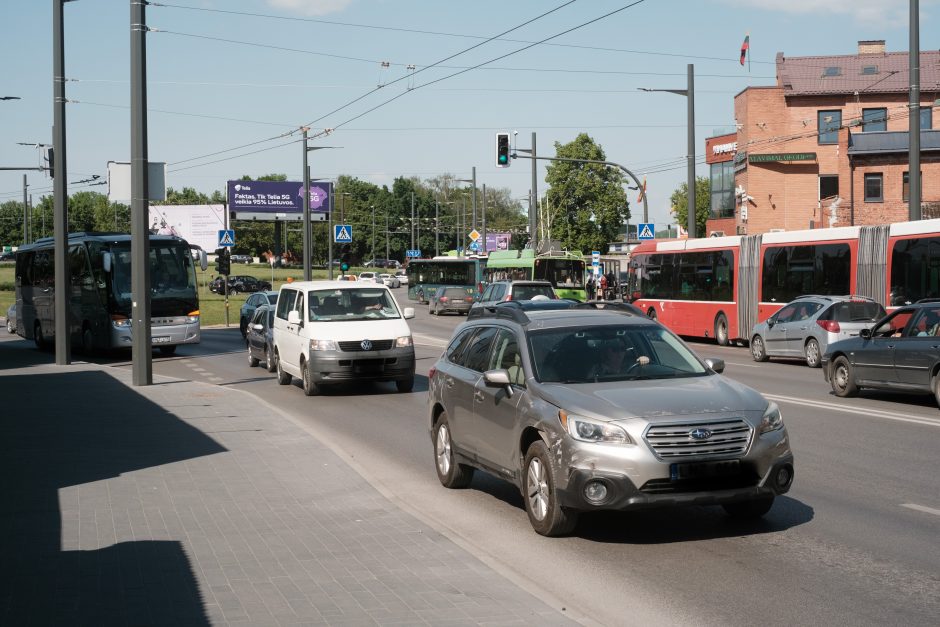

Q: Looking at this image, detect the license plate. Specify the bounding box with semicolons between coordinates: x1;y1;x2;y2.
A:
151;336;171;344
670;460;740;481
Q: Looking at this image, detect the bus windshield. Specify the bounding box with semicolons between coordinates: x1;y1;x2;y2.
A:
535;258;584;288
110;243;198;314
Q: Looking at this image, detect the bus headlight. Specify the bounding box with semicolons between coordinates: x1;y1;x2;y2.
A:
110;315;131;328
186;310;200;324
310;339;338;351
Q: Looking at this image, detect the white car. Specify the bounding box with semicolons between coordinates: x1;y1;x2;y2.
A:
379;273;400;288
395;270;409;286
357;271;380;283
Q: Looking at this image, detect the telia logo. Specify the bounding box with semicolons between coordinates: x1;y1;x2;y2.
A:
233;184;250;192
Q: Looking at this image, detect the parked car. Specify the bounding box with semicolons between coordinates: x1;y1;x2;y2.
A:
240;290;278;337
364;258;401;269
822;300;940;404
395;270;409;286
750;295;886;368
228;275;272;295
272;280;416;395
6;303;15;333
231;254;253;264
428;300;794;536
429;286;475;316
246;304;277;372
0;251;15;262
379;273;400;288
471;280;557;311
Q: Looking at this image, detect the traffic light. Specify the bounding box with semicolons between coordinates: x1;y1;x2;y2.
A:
45;146;54;178
216;248;231;275
496;132;511;168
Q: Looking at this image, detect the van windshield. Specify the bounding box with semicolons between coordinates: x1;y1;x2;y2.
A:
307;288;401;321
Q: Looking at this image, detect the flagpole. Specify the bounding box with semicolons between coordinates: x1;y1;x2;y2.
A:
748;31;751;72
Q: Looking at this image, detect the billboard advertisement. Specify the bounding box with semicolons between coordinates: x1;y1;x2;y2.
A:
484;231;511;252
227;180;333;221
148;204;226;253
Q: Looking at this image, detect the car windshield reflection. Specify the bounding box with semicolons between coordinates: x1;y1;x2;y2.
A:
307;288;401;321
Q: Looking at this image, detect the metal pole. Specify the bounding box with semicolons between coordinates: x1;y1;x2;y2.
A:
53;0;71;365
481;184;487;254
130;0;151;382
22;175;28;245
410;192;415;250
471;166;477;231
302;128;311;281
686;64;697;239
909;0;922;221
385;211;390;262
371;206;375;263
328;188;333;279
460;196;466;257
435;200;439;256
530;132;538;248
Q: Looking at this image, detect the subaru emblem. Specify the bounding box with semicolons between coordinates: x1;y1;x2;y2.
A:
361;339;373;351
688;428;712;441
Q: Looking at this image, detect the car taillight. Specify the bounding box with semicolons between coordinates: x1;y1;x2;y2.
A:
817;319;840;333
465;297;473;302
440;296;449;302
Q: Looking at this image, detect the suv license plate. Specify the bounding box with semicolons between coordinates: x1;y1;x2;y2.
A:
152;336;171;344
670;460;740;481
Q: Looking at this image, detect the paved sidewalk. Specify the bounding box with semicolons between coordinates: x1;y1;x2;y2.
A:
0;352;575;626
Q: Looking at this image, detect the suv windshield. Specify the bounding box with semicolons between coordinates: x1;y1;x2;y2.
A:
307;288;400;321
528;324;708;383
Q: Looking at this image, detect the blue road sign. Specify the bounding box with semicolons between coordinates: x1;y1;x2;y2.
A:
469;241;481;252
638;223;655;240
218;229;235;247
334;224;352;243
406;249;422;258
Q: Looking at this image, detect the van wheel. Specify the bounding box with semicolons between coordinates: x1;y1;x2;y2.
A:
523;440;579;537
804;338;821;368
715;313;729;346
301;360;319;396
34;321;47;350
276;350;292;385
433;412;474;488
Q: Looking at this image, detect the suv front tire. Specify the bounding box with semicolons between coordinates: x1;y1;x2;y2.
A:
523;440;579;537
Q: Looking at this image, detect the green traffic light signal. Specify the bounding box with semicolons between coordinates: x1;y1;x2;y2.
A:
340;262;349;272
496;132;510;168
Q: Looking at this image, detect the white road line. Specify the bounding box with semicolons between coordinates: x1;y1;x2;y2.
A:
901;503;940;517
412;333;448;348
766;393;940;428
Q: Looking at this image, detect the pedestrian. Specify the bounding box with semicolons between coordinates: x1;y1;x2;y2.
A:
587;275;595;300
599;273;608;300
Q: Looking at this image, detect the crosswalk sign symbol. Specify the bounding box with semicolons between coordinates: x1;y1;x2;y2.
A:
334;224;353;243
638;223;655;240
218;229;235;247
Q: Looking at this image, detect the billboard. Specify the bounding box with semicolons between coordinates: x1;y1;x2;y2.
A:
484;231;511;252
107;161;167;202
227;180;333;221
148;204;226;253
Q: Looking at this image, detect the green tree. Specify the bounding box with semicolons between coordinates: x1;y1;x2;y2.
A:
669;176;711;237
544;133;629;253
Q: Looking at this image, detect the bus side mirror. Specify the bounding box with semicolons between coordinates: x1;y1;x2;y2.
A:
102;252;112;273
200;250;208;272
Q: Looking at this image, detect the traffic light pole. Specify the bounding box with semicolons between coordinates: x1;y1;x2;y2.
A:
510;152;649;231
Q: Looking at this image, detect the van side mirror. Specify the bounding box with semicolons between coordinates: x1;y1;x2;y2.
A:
287;310;301;325
403;307;415;319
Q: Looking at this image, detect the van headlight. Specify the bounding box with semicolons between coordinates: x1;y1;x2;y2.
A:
759;401;784;434
395;336;413;348
559;411;633;445
310;339;338;351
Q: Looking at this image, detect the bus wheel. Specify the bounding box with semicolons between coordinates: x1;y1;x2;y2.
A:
159;345;177;356
34;321;47;351
646;308;657;320
715;314;729;346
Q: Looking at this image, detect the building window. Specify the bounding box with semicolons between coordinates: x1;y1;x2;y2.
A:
818;110;841;144
709;161;734;219
921;106;933;130
862;108;887;132
860;65;879;75
819;175;839;200
823;66;842;77
902;172;923;202
864;173;883;202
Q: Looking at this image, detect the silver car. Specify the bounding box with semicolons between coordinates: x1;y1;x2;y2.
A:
428;302;794;537
750;295;886;368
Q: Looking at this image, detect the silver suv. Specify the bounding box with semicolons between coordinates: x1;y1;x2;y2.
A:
428;302;794;536
750;295;886;368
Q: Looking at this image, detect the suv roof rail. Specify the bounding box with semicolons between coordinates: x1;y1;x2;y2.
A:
793;294;834;301
467;302;531;323
914;297;940;304
573;301;644;315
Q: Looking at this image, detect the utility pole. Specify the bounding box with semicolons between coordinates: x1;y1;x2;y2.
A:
410;192;415;250
909;0;922;220
130;0;151;383
481;184;487;254
53;0;71;365
471;166;477;231
435;200;440;257
328;188;333;279
22;175;28;245
302;128;311;281
371;205;375;263
385;210;390;262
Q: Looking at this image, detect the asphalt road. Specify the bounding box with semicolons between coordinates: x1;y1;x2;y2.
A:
22;295;939;626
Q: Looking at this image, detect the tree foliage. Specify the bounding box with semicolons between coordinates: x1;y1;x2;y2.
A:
669;176;711;237
543;133;629;253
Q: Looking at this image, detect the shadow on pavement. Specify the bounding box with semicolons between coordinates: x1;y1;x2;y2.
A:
0;367;226;625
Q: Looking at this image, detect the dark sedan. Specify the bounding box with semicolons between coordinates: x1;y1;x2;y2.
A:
228;275;271;295
246;304;276;372
822;301;940;405
240;290;278;337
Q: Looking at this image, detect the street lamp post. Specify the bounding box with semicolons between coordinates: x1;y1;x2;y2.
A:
301;128;338;280
639;63;696;238
371;205;376;264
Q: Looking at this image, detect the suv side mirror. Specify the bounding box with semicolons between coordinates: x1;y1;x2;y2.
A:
483;369;513;397
703;357;725;374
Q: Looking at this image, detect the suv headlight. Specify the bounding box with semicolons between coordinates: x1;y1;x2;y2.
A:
559;411;633;445
759;401;784;434
310;339;338;351
395;335;413;348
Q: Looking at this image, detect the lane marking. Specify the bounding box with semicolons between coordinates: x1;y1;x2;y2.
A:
412;333;448;348
901;503;940;517
766;393;940;428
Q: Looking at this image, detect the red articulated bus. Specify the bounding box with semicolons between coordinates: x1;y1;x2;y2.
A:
627;218;940;345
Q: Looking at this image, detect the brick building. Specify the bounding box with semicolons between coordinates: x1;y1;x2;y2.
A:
706;40;940;236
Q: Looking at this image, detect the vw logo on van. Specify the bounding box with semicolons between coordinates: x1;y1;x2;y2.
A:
688;428;712;441
360;339;373;351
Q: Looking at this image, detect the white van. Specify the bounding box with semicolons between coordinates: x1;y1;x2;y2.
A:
272;280;416;395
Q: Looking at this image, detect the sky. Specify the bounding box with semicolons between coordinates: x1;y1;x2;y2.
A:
2;0;938;236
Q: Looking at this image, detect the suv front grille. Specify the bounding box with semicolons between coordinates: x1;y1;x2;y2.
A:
338;339;393;352
644;418;752;460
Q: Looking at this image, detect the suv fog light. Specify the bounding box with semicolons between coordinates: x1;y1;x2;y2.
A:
583;480;608;504
775;464;793;490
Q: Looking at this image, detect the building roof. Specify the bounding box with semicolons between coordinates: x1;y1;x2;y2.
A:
777;50;940;96
847;130;940;155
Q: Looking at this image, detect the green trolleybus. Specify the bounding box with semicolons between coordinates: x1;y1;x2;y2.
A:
483;249;587;300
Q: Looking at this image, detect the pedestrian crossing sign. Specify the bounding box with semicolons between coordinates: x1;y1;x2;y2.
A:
638;223;655;240
218;229;235;247
334;224;353;243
